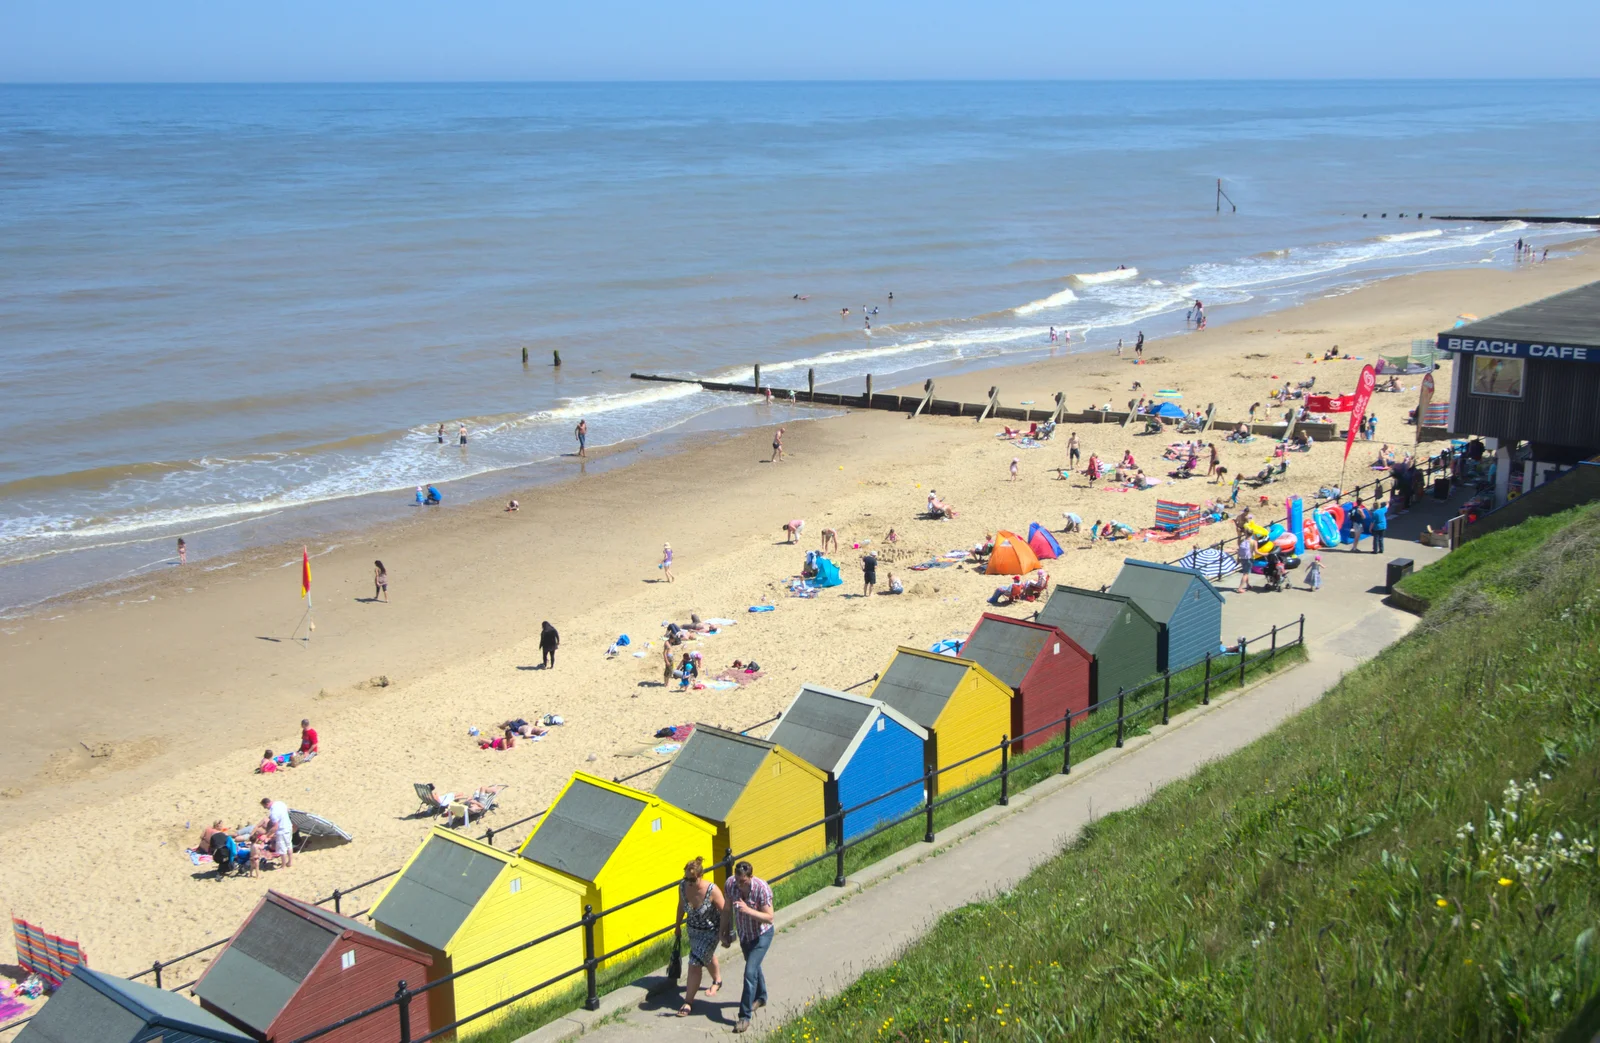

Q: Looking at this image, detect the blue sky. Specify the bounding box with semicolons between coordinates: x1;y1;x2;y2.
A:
4;0;1598;82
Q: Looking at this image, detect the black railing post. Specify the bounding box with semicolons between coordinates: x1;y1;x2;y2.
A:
152;960;162;990
485;826;496;848
1299;613;1306;646
1060;708;1073;774
1270;624;1278;664
582;905;600;1011
1161;671;1171;726
998;735;1011;806
395;980;412;1043
331;889;342;916
1115;688;1126;748
1238;637;1249;684
923;770;936;843
833;814;847;888
1203;653;1212;705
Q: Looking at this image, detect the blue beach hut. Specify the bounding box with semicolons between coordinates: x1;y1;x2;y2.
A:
767;685;929;844
1108;559;1225;673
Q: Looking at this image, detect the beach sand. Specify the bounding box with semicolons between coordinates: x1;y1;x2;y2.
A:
1;242;1596;1000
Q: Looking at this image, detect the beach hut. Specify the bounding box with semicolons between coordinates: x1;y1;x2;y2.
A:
961;614;1092;752
517;772;715;968
368;827;588;1034
1035;586;1161;707
984;530;1040;576
17;966;252;1043
870;647;1012;795
651;726;828;882
1109;559;1226;673
195;890;432;1043
1025;522;1062;560
767;685;929;843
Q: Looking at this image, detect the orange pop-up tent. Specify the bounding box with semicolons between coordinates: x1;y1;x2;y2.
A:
985;530;1041;576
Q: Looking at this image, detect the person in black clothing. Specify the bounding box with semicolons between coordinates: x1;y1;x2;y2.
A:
539;621;559;669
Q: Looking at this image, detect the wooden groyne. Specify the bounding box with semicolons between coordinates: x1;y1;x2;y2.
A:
1432;215;1600;226
628;370;1339;441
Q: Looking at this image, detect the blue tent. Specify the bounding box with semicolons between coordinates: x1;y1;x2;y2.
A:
1025;522;1062;559
814;556;842;587
1151;401;1186;420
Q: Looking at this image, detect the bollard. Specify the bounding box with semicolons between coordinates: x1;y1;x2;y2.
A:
923;769;936;843
395;980;412;1043
582;905;600;1010
998;735;1010;806
1115;688;1126;748
1203;652;1212;705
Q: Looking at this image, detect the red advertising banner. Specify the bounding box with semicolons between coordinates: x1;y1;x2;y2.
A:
1343;365;1377;463
1305;393;1356;413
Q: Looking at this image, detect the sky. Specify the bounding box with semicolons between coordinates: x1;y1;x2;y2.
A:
3;0;1599;82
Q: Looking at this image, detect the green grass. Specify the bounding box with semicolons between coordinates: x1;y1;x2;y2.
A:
460;937;671;1043
773;508;1600;1042
1394;502;1600;608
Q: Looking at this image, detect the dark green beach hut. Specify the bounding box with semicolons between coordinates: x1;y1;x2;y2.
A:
1035;585;1161;707
17;966;252;1043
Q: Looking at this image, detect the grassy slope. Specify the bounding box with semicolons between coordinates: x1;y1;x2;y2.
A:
1394;503;1597;607
776;508;1600;1043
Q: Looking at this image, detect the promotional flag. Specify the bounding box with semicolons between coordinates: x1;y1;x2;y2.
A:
1343;365;1377;463
1305;393;1356;413
301;546;312;599
1414;372;1435;445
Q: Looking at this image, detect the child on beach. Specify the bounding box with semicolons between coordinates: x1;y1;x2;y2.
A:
373;560;388;602
660;544;674;582
1009;457;1019;482
177;537;187;565
258;750;278;773
1304;554;1324;591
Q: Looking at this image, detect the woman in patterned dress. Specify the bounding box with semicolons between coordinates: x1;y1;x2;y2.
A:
675;856;724;1016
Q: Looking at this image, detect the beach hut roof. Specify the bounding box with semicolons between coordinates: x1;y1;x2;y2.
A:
961;615;1064;691
375;831;506;951
19;966;252;1043
652;725;773;823
874;648;988;730
1035;587;1156;655
196;892;410;1035
769;685;927;777
521;778;647;882
1109;559;1224;626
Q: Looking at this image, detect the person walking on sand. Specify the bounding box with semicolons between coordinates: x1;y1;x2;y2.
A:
177;537;187;565
861;550;877;596
1135;330;1145;357
675;857;725;1018
770;427;784;463
575;418;588;457
1206;442;1220;478
721;860;775;1034
1009;457;1020;482
373;560;388;602
539;621;559;669
1068;431;1081;468
660;543;674;583
662;642;676;686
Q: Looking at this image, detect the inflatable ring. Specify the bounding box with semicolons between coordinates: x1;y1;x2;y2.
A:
1245;521;1270;538
1267;523;1285;540
1274;533;1297;552
1256;540;1275;556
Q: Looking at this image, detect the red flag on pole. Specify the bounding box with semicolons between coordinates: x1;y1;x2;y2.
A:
301;546;312;599
1343;365;1377;463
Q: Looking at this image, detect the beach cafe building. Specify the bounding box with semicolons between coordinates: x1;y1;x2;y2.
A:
1438;281;1600;505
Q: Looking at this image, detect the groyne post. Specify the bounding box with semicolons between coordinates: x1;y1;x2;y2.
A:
1052;392;1066;424
912;379;935;419
808;367;815;401
865;374;873;406
753;363;762;390
553;350;562;367
977;386;999;423
521;346;528;365
1122;400;1137;429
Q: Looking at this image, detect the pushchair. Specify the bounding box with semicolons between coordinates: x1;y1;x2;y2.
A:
1261;553;1290;593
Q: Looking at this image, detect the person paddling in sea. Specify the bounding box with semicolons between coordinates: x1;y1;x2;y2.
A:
575;418;588;457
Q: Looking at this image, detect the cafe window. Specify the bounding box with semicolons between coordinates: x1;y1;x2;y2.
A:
1471;356;1524;398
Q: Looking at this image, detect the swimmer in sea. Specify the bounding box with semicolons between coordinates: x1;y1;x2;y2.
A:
841;307;849;318
887;291;893;301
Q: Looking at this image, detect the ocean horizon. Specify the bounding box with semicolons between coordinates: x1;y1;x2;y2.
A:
2;79;1597;610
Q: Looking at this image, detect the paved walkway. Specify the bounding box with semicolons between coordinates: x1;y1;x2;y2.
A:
523;487;1467;1042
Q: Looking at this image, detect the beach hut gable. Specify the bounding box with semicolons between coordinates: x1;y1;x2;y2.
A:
769;685;926;778
1110;559;1225;673
373;834;503;951
18;966;253;1043
962;614;1092;753
196;891;433;1043
872;648;1012;795
651;725;773;825
1035;587;1162;707
521;778;646;882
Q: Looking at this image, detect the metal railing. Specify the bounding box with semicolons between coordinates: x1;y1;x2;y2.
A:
1168;446;1456;579
239;616;1306;1043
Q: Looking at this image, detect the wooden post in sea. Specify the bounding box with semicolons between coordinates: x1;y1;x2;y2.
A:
912;379;935;419
807;368;815;402
521;346;529;365
977;386;999;423
553;350;562;367
865;374;873;407
753;363;762;390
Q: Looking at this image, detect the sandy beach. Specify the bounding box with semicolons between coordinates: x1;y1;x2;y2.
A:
2;241;1596;1003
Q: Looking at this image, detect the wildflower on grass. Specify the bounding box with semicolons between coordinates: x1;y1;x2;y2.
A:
1498;877;1514;886
1436;898;1449;908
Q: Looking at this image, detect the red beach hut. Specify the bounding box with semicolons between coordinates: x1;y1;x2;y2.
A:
961;613;1092;752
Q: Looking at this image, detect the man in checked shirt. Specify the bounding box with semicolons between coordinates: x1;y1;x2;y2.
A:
720;860;775;1034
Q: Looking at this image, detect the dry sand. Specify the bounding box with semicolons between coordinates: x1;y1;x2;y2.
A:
1;241;1596;1003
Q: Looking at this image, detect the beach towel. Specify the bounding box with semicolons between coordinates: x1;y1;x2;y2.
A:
11;918;86;989
704;680;739;690
0;996;29;1022
654;744;681;755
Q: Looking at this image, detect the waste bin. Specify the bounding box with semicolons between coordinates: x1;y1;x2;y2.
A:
1386;557;1414;593
1433;476;1452;500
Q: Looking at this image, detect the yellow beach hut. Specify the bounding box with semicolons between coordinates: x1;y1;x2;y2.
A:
517;772;715;970
651;725;829;883
871;647;1013;795
368;826;588;1034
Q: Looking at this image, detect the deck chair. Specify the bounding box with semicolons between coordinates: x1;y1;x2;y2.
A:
414;782;447;817
448;788;504;828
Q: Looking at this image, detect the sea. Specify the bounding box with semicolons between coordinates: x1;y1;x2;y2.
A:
2;80;1598;613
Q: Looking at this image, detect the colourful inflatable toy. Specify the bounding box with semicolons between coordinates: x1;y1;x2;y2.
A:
1287;496;1306;555
1244;521;1270;539
1313;510;1341;548
1267;522;1285;540
1274;533;1297;552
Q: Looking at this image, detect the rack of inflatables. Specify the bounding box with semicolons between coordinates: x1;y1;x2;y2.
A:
629;370;1340;440
261;615;1306;1043
1168;446;1459;579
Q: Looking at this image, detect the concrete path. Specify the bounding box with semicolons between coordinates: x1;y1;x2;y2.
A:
522;486;1469;1042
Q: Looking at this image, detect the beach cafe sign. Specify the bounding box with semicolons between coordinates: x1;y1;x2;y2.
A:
1437;335;1597;363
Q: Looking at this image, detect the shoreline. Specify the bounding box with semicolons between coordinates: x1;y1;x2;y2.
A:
1;242;1597;987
